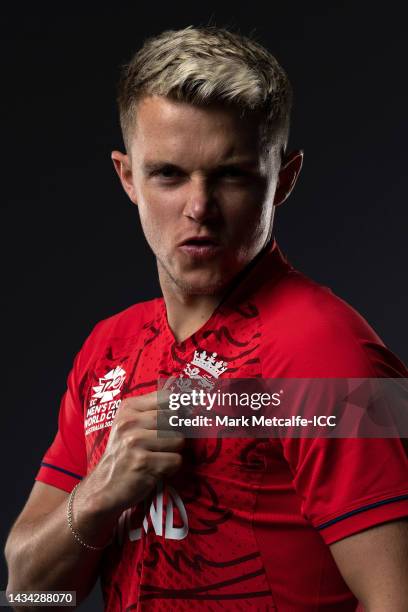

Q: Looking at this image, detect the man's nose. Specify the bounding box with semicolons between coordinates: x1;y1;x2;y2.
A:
182;175;217;223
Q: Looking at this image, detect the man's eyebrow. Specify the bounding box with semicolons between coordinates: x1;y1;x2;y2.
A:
217;157;259;168
143;161;182;173
143;158;259;173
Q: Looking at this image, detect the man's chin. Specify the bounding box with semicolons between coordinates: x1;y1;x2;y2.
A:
157;257;236;296
173;275;229;296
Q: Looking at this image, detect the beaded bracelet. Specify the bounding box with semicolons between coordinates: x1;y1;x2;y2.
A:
67;483;113;551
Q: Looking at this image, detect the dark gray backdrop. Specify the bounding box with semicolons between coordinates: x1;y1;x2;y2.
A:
2;2;407;609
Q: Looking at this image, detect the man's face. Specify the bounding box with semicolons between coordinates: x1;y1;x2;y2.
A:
124;95;282;295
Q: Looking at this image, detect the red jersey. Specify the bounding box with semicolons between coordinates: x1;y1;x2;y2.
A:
36;239;408;611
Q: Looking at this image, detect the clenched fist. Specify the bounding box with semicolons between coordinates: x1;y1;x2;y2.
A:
76;391;184;521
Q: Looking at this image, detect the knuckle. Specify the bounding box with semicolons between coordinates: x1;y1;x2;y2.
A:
129;431;145;447
173;436;185;450
164;435;184;452
121;431;141;449
114;418;131;436
173;453;183;468
131;413;144;428
162;453;182;474
117;398;133;413
133;448;149;469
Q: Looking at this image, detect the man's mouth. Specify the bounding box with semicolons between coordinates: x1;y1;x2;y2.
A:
178;236;219;247
177;236;222;258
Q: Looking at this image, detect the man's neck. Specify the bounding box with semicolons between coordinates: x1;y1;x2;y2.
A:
163;289;222;344
158;272;224;344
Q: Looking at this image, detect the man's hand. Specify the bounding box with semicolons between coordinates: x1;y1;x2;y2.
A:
75;391;184;522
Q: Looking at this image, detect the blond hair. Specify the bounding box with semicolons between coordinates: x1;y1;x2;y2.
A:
117;26;293;154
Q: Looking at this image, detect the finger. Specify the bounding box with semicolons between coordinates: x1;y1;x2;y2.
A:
125;409;158;430
130;428;185;452
120;391;166;413
114;408;176;431
138;408;190;431
147;451;183;477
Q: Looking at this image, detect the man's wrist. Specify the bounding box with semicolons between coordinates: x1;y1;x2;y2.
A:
69;480;120;548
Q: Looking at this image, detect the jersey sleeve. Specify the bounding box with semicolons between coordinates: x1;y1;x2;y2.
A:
282;435;408;545
35;325;101;493
263;277;408;544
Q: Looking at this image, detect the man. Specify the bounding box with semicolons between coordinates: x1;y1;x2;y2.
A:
5;26;408;611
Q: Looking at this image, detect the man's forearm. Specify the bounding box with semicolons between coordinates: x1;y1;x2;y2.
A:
6;394;184;607
5;485;118;604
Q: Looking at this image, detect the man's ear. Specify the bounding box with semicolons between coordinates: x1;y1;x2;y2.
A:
111;150;138;205
273;149;304;207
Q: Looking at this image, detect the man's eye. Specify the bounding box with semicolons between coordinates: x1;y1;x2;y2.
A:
155;167;183;180
217;167;247;180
